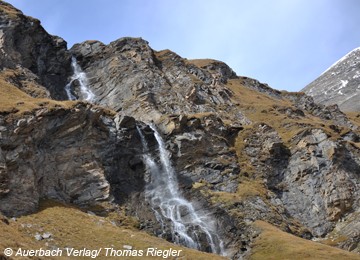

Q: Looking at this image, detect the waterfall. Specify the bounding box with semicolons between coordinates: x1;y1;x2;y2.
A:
136;125;225;255
65;57;95;102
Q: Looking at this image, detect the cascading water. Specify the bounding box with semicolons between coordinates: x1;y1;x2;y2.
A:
137;125;225;255
65;57;95;102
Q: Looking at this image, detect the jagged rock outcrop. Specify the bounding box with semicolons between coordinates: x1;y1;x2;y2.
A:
70;38;248;125
282;129;359;236
282;92;356;130
303;47;360;111
0;1;71;99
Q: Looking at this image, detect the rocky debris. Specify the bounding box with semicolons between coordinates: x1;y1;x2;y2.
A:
42;232;52;239
32;231;53;242
123;245;133;250
303;47;360;112
34;233;43;241
87;211;96;216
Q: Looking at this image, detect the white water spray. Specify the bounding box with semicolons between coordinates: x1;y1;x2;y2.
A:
65;57;95;102
137;125;225;255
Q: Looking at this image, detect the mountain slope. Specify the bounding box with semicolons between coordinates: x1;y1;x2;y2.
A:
0;201;226;260
1;1;360;259
303;47;360;111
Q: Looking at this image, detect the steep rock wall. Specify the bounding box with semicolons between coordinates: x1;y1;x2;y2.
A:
0;1;71;99
0;104;145;216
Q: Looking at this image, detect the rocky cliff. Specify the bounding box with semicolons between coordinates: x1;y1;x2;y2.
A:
303;47;360;112
0;1;360;259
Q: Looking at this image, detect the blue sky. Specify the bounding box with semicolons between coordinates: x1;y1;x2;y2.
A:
5;0;360;91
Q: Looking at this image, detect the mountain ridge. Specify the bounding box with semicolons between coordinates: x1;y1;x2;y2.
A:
303;47;360;111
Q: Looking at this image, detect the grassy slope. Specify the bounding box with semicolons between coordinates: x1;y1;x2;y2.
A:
250;221;360;260
0;201;226;260
226;78;353;143
0;77;72;115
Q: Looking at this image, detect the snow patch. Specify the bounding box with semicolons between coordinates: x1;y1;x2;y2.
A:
340;80;348;88
337;80;348;95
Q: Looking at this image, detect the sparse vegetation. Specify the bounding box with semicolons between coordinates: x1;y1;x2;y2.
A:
226;78;353;144
250;221;360;260
210;179;268;206
346;111;360;128
0;79;72;116
0;1;22;18
186;59;220;68
0;200;226;260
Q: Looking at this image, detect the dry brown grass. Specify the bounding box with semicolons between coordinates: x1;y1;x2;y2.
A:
153;49;181;63
0;215;40;258
226;79;351;144
154;49;171;59
186;59;220;68
0;79;74;116
250;221;360;260
346;111;360;128
0;200;226;260
0;69;50;98
0;78;116;119
0;1;22;18
210;179;268;206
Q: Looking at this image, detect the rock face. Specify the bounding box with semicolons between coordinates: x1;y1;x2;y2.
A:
1;1;360;258
70;39;247;125
303;47;360;111
0;104;146;216
282;129;359;236
0;1;71;99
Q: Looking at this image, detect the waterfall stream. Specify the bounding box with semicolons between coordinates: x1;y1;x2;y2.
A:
65;57;95;102
137;125;225;255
